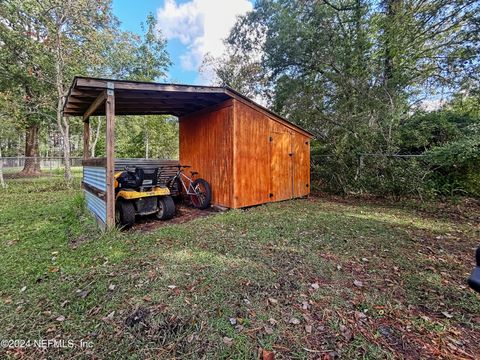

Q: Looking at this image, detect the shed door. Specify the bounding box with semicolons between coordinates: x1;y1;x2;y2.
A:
270;132;293;201
293;133;310;197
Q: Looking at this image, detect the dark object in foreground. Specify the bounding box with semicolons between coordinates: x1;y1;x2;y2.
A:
467;247;480;293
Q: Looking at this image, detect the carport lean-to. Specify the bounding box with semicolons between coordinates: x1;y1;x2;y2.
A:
64;76;313;229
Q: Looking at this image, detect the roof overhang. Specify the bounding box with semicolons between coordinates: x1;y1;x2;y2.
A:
63;77;232;117
63;77;314;137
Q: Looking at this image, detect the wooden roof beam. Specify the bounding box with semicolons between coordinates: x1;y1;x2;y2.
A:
75;77;227;94
83;90;107;121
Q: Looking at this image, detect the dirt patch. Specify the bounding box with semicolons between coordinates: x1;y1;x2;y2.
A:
132;204;221;232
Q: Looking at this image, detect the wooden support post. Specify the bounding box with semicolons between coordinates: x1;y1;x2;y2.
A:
105;83;115;228
83;118;90;160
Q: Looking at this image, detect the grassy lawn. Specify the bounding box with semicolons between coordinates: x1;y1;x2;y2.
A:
0;175;479;359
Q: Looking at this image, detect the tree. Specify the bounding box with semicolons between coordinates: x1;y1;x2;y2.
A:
0;3;173;181
89;117;103;158
201;51;266;99
128;13;171;82
105;13;174;160
0;1;55;175
0;0;115;180
105;116;178;160
216;0;480;194
35;0;119;182
0;113;16;189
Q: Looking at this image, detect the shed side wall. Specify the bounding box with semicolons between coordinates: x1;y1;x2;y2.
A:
179;100;234;208
232;99;272;208
232;99;310;208
292;132;311;197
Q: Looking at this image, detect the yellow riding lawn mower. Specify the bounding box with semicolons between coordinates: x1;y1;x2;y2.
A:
114;166;175;228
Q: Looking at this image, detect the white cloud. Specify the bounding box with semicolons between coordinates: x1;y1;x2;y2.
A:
419;98;447;111
157;0;253;75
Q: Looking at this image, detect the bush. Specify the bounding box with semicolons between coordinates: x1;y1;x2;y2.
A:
356;157;433;199
425;133;480;197
310;110;479;199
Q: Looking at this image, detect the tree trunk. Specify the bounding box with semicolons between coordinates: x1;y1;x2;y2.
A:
53;20;72;183
145;119;149;159
57;102;72;183
20;123;41;175
145;134;149;159
383;0;402;86
90;117;102;158
382;0;402;150
0;143;6;189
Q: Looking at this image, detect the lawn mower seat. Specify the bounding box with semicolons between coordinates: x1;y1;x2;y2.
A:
116;167;144;190
138;167;160;188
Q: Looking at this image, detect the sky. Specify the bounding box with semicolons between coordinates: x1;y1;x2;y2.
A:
112;0;254;85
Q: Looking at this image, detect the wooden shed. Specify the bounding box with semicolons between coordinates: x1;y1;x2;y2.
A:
64;77;313;228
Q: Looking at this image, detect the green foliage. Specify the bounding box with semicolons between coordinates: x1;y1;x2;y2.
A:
216;0;480;198
100;13;171;82
426;132;480;197
358;157;433;199
92;116;179;159
0;1;174;164
127;13;171;82
397;110;478;154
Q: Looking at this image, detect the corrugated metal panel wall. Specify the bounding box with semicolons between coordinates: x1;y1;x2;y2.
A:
83;159;179;225
82;159;180;228
83;166;107;192
83;166;107;226
114;158;179;171
84;190;107;223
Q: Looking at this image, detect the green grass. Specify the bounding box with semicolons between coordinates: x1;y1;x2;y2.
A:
0;175;479;359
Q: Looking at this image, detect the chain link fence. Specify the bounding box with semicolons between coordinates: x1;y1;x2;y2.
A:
1;157;84;176
310;153;431;198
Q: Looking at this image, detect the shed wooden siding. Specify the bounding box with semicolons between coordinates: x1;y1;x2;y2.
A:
232;99;271;207
232;99;310;208
179;99;234;208
179;98;310;209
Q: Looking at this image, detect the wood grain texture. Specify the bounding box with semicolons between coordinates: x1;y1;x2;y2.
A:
179;100;234;207
83;90;106;120
105;91;115;228
232;99;310;208
270;131;293;202
293;133;310;197
228;91;313;138
174;98;310;209
83;119;90;160
82;157;106;167
232;100;272;208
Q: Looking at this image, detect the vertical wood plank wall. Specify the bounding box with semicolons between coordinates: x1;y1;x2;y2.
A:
179;99;234;208
232;100;272;207
232;99;310;208
179;98;310;209
292;132;311;197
